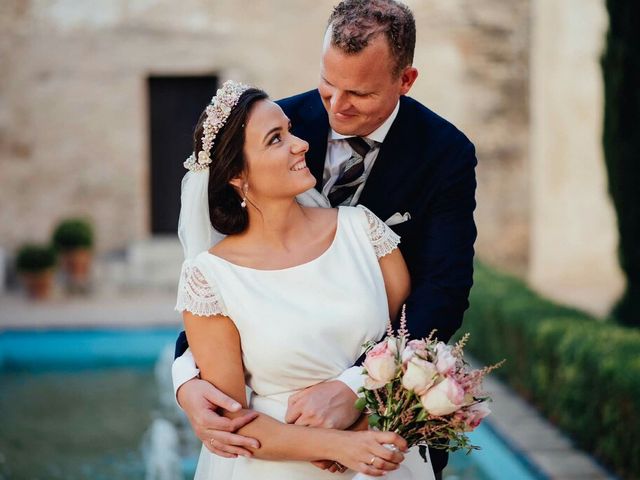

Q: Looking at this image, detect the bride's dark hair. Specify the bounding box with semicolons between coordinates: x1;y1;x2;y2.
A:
192;87;268;235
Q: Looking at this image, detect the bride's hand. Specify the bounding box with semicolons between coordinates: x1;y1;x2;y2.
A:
333;430;407;476
177;378;260;457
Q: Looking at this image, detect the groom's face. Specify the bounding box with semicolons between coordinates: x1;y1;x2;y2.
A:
319;30;417;137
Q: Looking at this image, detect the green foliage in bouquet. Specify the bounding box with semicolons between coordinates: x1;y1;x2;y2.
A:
16;244;57;273
460;263;640;479
601;0;640;327
52;218;94;251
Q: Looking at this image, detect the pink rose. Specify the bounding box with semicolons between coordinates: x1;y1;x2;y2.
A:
435;343;457;375
401;339;427;365
463;402;491;431
402;357;438;395
364;338;398;390
420;377;465;416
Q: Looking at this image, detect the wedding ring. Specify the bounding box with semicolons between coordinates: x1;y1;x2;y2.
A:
209;438;215;446
368;455;376;465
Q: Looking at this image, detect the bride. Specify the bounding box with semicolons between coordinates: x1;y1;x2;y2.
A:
176;80;434;479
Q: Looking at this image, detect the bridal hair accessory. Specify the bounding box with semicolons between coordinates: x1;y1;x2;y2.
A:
184;80;251;172
177;80;251;260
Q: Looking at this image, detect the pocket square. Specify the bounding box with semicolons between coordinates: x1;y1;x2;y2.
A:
385;212;411;226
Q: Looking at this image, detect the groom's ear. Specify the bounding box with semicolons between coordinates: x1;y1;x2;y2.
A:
398;67;419;96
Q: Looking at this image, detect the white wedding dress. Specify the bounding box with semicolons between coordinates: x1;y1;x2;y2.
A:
176;205;434;480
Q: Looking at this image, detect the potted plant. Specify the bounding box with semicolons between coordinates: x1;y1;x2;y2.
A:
52;218;94;292
16;244;57;300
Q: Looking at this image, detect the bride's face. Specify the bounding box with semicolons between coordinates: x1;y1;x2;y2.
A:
239;99;315;201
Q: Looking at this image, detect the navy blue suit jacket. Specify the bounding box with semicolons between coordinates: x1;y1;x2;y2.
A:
278;90;477;344
175;89;478;474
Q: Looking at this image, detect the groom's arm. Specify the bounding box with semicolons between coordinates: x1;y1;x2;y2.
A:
173;331;201;397
403;138;477;343
174;330;189;359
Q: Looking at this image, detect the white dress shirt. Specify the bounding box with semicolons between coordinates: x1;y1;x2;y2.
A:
322;100;400;205
172;101;401;400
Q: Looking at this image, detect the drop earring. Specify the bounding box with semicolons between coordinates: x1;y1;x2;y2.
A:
240;184;248;208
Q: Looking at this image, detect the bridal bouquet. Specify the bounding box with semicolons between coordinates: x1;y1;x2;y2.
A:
356;307;504;461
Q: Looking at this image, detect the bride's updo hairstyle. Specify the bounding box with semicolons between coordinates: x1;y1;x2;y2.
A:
192;87;268;235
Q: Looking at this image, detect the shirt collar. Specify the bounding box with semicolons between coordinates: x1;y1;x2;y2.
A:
329;100;400;144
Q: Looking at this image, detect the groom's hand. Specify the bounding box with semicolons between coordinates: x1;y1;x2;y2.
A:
285;380;360;429
177;378;260;458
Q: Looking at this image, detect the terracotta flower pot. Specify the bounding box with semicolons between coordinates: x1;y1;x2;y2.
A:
21;270;55;300
61;248;92;292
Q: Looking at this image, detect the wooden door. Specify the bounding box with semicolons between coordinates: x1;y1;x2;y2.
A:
148;75;218;234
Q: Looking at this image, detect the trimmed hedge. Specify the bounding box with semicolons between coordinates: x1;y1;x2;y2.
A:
459;263;640;479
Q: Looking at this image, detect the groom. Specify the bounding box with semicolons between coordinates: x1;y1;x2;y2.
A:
173;1;476;478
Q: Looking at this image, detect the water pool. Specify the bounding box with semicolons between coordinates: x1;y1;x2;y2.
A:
0;329;545;480
1;368;156;479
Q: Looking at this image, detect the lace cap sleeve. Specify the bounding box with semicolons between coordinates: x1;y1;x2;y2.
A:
175;260;228;317
357;205;401;258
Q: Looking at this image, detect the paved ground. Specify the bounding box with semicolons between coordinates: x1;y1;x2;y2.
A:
479;367;617;480
0;291;619;479
0;292;180;329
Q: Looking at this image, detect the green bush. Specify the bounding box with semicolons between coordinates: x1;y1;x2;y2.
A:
15;244;57;273
460;263;640;479
52;218;94;251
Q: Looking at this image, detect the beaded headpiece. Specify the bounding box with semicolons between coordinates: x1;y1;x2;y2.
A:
184;80;251;172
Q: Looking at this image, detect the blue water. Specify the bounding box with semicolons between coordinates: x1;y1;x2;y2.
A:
0;328;180;370
451;422;547;480
0;329;546;480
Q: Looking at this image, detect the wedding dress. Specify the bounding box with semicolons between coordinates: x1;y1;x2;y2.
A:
176;205;435;480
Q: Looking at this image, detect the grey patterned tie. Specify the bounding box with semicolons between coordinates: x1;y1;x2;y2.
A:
328;137;376;207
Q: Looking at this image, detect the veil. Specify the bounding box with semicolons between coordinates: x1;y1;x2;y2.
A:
177;169;225;261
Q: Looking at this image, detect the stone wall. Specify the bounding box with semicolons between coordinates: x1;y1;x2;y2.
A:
529;0;623;315
409;1;531;272
0;0;336;252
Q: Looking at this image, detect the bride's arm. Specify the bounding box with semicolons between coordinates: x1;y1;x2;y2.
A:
183;311;406;472
378;247;411;322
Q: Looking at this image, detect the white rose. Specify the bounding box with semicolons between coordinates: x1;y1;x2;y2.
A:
402;358;438;395
420;377;465;416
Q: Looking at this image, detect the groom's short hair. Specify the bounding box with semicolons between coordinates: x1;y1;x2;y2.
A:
327;0;416;77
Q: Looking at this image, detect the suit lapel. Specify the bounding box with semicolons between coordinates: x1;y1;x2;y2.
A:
359;97;412;219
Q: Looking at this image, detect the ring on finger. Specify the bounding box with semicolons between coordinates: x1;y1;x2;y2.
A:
209;438;215;446
368;455;376;465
